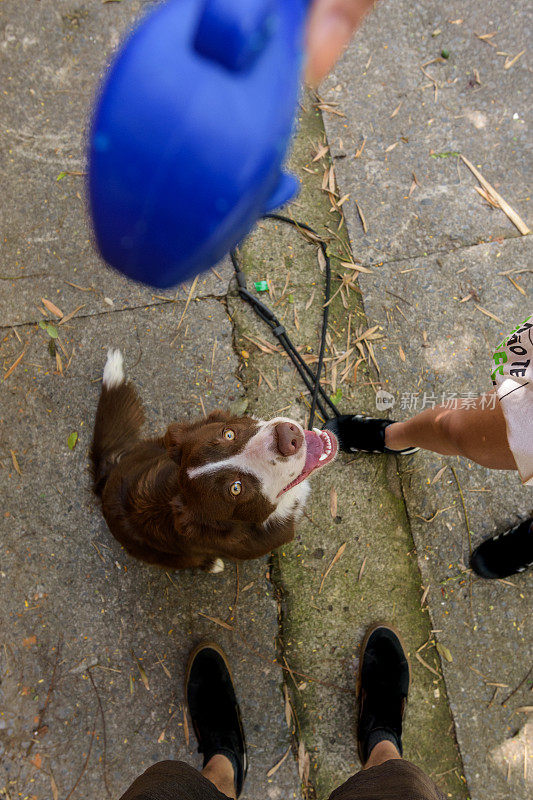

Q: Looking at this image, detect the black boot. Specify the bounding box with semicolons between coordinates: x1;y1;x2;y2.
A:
470;517;533;579
186;642;247;797
357;624;410;764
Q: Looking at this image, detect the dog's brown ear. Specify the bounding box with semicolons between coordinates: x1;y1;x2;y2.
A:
163;422;186;461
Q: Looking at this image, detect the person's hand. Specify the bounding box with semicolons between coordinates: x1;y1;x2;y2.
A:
305;0;375;86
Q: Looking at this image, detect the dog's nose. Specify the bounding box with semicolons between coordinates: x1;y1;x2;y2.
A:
274;422;303;457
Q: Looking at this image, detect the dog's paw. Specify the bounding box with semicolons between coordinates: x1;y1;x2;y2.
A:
206;558;225;574
103;349;124;389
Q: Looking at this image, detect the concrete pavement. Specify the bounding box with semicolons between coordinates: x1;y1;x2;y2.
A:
1;1;531;800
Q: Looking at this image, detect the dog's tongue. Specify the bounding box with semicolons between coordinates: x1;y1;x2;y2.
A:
303;429;324;473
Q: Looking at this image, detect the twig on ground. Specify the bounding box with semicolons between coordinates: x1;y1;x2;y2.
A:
87;670;111;798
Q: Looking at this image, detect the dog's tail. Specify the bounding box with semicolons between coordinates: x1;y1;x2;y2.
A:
90;349;145;497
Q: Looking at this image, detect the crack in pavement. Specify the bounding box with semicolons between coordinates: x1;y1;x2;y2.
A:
0;293;229;331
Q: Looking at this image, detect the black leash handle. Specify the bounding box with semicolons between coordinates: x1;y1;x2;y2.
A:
230;214;340;430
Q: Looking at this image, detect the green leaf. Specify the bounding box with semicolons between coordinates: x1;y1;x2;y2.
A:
288;294;294;304
436;642;453;662
39;320;59;338
67;431;78;450
56;171;67;181
430;151;460;159
440;49;450;59
330;387;343;404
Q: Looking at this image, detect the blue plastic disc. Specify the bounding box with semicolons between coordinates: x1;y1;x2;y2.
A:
88;0;309;288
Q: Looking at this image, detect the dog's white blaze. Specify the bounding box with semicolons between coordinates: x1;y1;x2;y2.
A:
187;417;307;504
103;348;124;389
208;558;225;573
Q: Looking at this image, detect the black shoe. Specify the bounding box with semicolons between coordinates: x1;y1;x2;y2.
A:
323;415;418;455
186;642;247;797
470;517;533;579
357;624;410;765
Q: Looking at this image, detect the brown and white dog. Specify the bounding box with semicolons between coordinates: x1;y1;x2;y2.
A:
90;350;337;572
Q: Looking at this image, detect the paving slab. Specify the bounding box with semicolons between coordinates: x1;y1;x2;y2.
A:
0;300;300;800
0;1;299;792
319;3;533;798
0;0;232;329
228;96;466;800
347;236;533;800
319;0;531;266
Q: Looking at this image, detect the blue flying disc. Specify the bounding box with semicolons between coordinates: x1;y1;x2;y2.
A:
88;0;309;288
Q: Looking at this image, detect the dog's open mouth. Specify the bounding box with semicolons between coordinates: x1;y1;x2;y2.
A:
279;428;338;495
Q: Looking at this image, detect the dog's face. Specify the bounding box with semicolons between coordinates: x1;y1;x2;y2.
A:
164;410;337;526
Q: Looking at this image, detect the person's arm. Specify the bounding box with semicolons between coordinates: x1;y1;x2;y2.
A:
305;0;376;86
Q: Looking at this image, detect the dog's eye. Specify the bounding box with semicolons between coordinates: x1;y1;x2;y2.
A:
229;481;242;496
224;429;235;441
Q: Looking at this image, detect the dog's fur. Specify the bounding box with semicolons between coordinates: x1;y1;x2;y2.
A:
90;350;335;572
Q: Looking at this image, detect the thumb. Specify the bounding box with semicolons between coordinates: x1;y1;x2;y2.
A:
304;0;375;87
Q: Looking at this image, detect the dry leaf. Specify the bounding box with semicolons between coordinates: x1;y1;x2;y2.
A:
297;741;310;783
436;642;453;662
158;657;171;679
312;144;329;162
476;31;497;42
358;556;367;581
507;275;526;295
175;276;199;333
42;298;63;318
183;705;190;747
283;685;292;728
431;466;447;484
340;261;372;273
136;661;150;691
158;729;166;743
474;304;504;324
390;101;402;118
420;584;430;607
59;304;85;325
385;141;399;152
30;754;42;769
198;612;234;630
10;450;21;475
504;50;525;70
305;289;316;311
354;200;367;232
23;635;37;648
4;347;27;381
317;103;345;117
460;155;530;235
318;542;347;594
355;138;366;158
267;747;291;778
398;345;406;362
50;774;59;800
330;487;338;519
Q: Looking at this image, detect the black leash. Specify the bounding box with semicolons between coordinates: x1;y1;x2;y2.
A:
230;213;341;430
